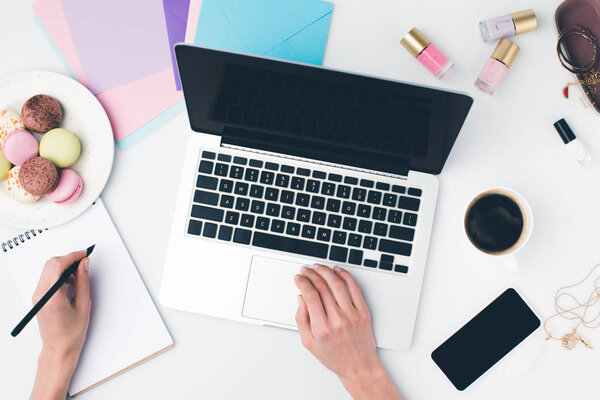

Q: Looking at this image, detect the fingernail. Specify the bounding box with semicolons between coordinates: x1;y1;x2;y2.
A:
83;258;90;272
334;266;343;272
297;295;302;307
300;265;311;272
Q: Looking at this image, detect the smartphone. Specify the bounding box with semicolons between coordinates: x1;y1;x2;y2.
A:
431;288;540;391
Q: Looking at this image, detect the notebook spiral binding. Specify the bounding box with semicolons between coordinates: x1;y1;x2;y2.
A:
1;230;46;253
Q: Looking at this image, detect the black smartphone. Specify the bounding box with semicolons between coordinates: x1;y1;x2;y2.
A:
431;288;540;391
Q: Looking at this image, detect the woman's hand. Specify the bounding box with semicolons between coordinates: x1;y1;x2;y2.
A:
294;264;403;400
30;251;91;400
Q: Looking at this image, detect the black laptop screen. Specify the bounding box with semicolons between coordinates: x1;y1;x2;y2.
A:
176;45;472;175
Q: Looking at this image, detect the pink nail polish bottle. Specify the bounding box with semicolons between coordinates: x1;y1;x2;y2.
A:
400;28;454;79
474;39;520;95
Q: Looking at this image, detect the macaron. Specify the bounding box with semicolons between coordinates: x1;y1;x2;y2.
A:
2;129;39;166
39;128;81;168
0;150;11;180
6;166;41;203
21;94;63;133
0;109;25;146
46;169;83;204
19;157;58;196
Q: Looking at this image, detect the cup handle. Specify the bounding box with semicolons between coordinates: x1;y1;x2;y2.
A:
503;254;519;272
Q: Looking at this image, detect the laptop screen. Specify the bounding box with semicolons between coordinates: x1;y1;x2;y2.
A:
176;45;472;175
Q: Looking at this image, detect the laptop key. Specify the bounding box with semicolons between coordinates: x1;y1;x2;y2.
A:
233;156;247;165
281;165;295;173
245;168;259;182
187;220;202;235
286;222;301;236
390;226;415;242
322;182;336;196
282;206;296;220
302;225;316;239
383;193;397;207
327;214;341;228
328;173;342;182
398;196;420;211
307;179;320;193
367;190;382;204
295;193;310;207
217;154;231;162
392;185;406;194
333;231;347;244
373;207;387;221
191;205;224;222
266;203;281;217
275;174;290;188
198;160;213;174
348;249;363;265
374;223;388;236
265;162;279;171
344;176;358;185
230;166;244;179
381;254;394;264
271;219;285;233
249;159;263;168
281;190;295;204
256;217;270;231
404;213;418;226
360;179;374;188
202;151;216;159
194;190;219;206
348;233;362;247
202;223;218;238
364;259;377;268
260;171;275;185
225;211;239;225
219;179;234;193
233;228;252;244
251;200;265;214
342;201;356;215
388;210;403;224
253;232;329;258
265;187;279;201
220;195;234;209
235;182;249;196
291;177;305;191
235;197;250;211
376;182;390;191
357;204;371;218
358;220;372;234
395;265;409;274
197;175;218;190
329;246;348;263
363;236;378;250
336;185;351;199
249;185;264;199
326;199;341;212
380;262;393;271
379;239;412;256
240;214;255;227
352;188;366;201
311;196;325;210
218;225;233;241
312;211;326;225
343;217;357;231
215;163;229;176
297;168;310;176
317;228;331;242
312;170;326;179
297;208;311;222
408;188;422;197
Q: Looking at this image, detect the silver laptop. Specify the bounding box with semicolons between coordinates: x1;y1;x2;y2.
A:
160;45;472;350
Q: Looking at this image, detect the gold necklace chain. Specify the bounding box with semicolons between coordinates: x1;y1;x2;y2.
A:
543;264;600;350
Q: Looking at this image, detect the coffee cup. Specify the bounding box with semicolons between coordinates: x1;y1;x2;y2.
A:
464;188;533;271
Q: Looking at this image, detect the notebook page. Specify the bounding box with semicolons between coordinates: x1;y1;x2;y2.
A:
0;199;173;396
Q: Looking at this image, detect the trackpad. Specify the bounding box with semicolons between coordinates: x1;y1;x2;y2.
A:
242;256;302;328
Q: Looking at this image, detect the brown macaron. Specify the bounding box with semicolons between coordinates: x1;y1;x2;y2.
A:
21;95;63;133
19;157;59;196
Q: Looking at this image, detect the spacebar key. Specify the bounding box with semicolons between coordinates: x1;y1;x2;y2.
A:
252;232;329;258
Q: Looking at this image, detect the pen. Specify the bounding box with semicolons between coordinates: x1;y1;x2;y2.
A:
11;245;95;337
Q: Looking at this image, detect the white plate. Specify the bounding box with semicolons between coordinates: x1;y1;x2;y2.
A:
0;71;114;228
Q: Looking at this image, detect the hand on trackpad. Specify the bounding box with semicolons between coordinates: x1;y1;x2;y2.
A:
242;256;302;328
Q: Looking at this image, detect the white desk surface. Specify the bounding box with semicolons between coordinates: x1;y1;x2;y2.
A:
1;0;599;398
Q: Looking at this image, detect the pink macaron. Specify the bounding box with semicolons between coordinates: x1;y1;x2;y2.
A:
2;129;38;165
46;169;83;204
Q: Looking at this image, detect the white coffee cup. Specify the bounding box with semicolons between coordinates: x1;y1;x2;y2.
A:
464;188;533;271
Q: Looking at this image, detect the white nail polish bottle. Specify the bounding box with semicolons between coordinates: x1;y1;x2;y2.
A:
554;118;592;166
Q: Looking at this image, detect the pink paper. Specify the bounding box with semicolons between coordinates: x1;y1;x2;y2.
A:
184;0;203;43
34;0;183;144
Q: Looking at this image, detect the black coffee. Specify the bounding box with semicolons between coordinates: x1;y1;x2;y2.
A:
465;193;525;254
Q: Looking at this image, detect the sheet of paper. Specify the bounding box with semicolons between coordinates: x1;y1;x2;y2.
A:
184;0;203;43
60;0;172;95
163;0;190;90
194;0;333;65
34;0;184;147
0;200;173;396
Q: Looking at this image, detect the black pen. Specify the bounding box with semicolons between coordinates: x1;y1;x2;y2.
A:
11;245;95;337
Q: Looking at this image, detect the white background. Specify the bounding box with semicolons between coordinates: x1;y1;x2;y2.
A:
2;0;600;398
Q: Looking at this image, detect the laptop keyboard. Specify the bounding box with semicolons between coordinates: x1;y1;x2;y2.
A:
187;149;422;274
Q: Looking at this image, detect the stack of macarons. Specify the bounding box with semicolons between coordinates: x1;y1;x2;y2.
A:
1;94;84;204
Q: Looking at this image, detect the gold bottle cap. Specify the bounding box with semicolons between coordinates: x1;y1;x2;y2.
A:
512;9;537;35
491;39;520;67
400;28;431;58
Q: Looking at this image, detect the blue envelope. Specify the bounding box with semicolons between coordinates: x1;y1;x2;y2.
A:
194;0;333;65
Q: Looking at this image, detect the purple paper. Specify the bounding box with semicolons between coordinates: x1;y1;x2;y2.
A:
163;0;190;90
60;0;172;95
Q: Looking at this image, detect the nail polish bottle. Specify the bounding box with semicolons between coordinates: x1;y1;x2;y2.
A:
400;28;454;79
474;39;519;95
553;118;592;166
479;9;537;42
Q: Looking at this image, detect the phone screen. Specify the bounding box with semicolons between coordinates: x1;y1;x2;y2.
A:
431;288;540;391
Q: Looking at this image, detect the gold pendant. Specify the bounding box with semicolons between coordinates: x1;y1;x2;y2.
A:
561;329;593;350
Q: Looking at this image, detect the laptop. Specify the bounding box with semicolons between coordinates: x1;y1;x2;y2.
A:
160;45;473;350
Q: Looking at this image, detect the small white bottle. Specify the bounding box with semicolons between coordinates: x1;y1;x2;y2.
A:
554;119;592;166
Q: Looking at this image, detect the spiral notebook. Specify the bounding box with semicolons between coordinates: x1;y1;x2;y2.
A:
0;199;173;397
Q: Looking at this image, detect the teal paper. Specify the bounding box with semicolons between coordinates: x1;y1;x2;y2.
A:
194;0;333;65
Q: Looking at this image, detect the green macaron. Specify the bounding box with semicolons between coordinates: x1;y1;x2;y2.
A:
0;149;11;180
39;128;81;168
